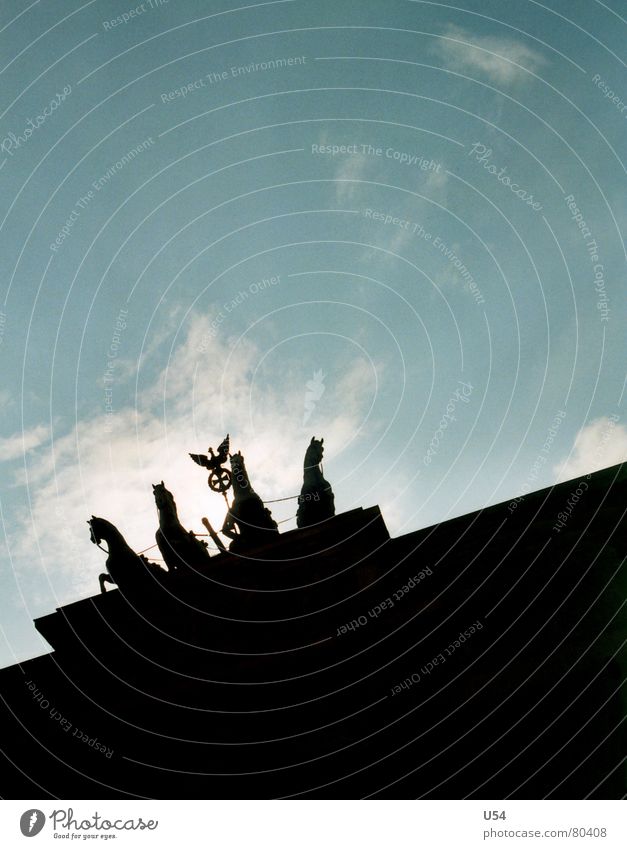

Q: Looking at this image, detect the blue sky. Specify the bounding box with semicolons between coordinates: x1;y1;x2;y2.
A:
0;0;625;667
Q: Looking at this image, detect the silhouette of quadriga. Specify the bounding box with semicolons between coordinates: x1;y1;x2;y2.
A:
296;436;335;528
153;481;211;573
221;451;278;552
88;516;166;593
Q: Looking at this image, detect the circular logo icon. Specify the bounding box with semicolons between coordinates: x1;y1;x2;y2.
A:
20;810;45;837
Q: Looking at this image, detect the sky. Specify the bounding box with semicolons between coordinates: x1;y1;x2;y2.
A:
0;0;625;667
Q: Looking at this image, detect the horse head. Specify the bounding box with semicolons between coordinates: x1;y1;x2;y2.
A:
229;452;250;492
152;480;176;513
304;436;324;470
87;515;103;546
88;516;117;546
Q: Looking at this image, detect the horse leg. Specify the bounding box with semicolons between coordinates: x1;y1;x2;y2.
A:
99;573;115;593
221;510;239;541
156;528;178;572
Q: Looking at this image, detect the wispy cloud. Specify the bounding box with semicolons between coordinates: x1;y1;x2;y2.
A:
437;25;548;85
554;416;626;482
0;423;50;462
334;154;369;204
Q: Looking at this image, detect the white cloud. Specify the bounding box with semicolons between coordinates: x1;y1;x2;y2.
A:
358;166;449;268
383;224;415;258
95;355;136;389
0;423;50;462
334;154;369;204
554;416;627;482
437;25;547;85
425;167;449;192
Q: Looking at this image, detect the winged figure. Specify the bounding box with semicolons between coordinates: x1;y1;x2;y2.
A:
189;434;232;492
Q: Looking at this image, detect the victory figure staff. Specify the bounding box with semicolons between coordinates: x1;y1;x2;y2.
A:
189;434;232;494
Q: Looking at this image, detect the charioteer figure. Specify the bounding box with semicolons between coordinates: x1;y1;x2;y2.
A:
190;436;278;553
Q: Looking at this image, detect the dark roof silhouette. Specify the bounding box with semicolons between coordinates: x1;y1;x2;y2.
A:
1;463;625;799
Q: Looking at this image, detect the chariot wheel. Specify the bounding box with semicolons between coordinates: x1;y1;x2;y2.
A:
208;468;232;493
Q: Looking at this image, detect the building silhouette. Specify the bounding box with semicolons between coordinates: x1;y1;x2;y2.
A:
1;463;625;798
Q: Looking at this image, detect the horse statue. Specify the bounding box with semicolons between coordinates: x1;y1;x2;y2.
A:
296;437;335;528
221;451;278;552
152;481;211;573
88;516;167;593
